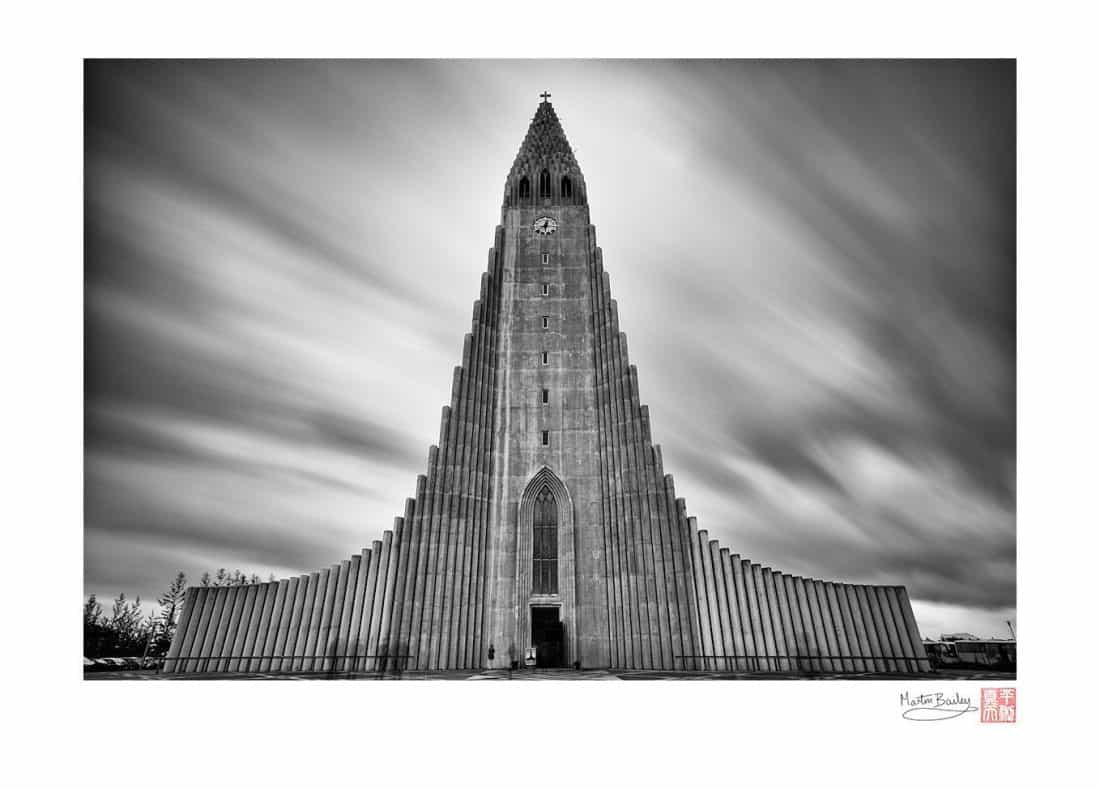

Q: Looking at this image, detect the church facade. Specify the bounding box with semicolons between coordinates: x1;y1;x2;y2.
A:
165;98;930;674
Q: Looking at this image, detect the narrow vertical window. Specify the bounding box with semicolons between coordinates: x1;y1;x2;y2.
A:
533;486;558;594
539;169;551;199
541;351;548;365
561;176;573;199
518;176;531;200
542;389;549;404
541;283;549;296
541;253;550;265
541;430;550;447
542;315;549;329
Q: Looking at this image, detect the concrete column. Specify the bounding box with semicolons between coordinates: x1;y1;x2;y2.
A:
358;541;384;671
608;322;645;669
829;583;858;673
862;585;895;672
771;570;797;672
721;551;746;671
460;463;482;669
649;448;680;671
783;575;810;672
335;555;362;673
463;311;491;669
207;587;239;674
344;551;369;672
291;572;320;672
185;587;219;673
445;338;476;670
593;264;622;668
216;585;247;669
804;579;834;671
386;499;416;669
895;586;931;672
322;560;351;672
589;262;615;665
875;585;910;669
227;584;259;672
428;394;462;671
438;483;464;670
824;583;854;673
792;578;821;672
731;556;756;670
841;584;871;673
440;488;466;669
812;580;839;673
243;583;274;673
409;447;439;672
367;532;393;671
459;331;484;668
440;354;470;669
610;337;644;668
397;479;427;670
420;407;452;672
665;479;696;670
627;366;667;669
379;520;405;669
853;585;887;673
164;587;200;674
743;561;767;672
673;496;701;670
258;578;290;673
753;564;779;672
437;362;468;670
194;587;226;674
880;586;914;672
301;567;333;672
607;289;632;669
471;245;503;668
710;543;734;671
275;576;306;673
694;529;718;670
759;569;787;671
656;468;686;670
190;587;222;673
179;587;212;674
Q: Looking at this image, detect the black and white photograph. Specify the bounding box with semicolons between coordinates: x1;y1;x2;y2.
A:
83;59;1016;681
18;6;1099;782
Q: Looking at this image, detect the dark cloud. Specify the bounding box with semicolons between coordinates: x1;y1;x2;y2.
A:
84;60;1014;637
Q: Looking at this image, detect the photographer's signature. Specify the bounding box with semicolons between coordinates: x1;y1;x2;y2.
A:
899;691;978;721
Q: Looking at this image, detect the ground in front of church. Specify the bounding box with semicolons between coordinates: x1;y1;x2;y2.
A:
84;667;1014;681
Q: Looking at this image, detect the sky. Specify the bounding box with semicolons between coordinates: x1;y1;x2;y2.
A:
85;60;1015;639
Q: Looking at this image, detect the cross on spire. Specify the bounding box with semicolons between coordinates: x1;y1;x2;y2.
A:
540;91;551;103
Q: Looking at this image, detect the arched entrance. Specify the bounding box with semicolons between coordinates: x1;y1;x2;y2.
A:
531;487;562;666
516;467;577;668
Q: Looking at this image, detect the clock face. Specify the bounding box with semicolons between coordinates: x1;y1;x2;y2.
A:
533;216;558;235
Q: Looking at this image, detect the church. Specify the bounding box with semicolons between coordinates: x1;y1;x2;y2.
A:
164;96;930;675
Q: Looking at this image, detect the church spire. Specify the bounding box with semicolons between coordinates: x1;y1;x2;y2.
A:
504;96;586;208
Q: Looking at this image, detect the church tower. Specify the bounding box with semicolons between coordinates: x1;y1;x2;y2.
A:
164;97;931;674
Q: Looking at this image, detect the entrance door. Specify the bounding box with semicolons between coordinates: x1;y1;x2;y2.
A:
531;606;563;668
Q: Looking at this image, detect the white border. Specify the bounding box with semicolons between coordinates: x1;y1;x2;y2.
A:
7;1;1096;784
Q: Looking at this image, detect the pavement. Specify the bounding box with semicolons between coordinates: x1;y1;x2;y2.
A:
84;667;1014;681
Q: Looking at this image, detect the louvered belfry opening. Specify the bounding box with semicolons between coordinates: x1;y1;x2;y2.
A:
532;486;558;595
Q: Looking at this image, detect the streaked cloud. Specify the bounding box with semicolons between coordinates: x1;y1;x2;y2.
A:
85;60;1014;638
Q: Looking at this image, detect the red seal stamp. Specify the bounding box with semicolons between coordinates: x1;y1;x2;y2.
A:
980;687;1016;723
